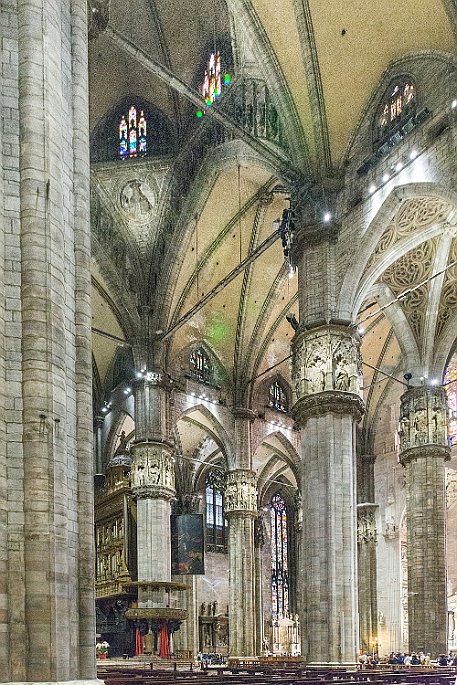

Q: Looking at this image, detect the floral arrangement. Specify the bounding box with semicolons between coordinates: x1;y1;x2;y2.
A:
96;641;109;656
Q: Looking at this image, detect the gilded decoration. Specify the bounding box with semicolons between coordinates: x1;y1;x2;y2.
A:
130;442;175;500
379;239;437;343
399;386;449;459
292;326;363;400
365;197;451;272
436;237;457;339
224;470;257;516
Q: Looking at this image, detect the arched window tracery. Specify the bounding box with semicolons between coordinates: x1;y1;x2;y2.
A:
269;380;288;413
190;347;212;384
205;471;227;552
271;493;289;620
119;106;147;160
374;80;416;146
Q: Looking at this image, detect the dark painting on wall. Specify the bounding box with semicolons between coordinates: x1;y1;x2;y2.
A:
171;514;205;575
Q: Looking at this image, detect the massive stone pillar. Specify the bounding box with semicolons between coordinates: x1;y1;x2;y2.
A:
1;0;95;681
292;325;363;664
357;503;378;655
126;370;187;651
399;385;450;656
226;408;258;656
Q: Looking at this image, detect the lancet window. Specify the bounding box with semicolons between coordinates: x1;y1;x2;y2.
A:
444;365;457;447
269;380;288;412
375;80;416;144
271;493;289;620
190;347;212;384
205;472;227;552
119;106;147;160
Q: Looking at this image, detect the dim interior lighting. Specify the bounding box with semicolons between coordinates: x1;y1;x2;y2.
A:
323;212;331;223
369;184;376;194
382;173;390;183
410;149;418;160
395;161;403;172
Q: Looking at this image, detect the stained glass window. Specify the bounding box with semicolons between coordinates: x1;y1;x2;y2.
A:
119;106;147;160
376;81;416;143
271;494;289;620
206;475;227;552
269;381;288;412
444;365;457;447
190;347;212;384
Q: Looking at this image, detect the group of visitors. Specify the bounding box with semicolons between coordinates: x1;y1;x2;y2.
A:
359;651;455;667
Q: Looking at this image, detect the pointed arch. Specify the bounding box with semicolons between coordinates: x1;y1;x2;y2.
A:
338;182;457;321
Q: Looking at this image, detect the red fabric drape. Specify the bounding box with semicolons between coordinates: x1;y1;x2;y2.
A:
158;619;170;658
135;627;143;656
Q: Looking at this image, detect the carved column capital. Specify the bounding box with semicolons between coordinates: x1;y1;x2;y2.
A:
224;469;258;518
399;385;450;461
130;442;176;500
357;503;378;544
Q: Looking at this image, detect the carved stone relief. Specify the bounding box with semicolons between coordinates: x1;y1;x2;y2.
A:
357;508;377;544
436;237;457;339
399;386;448;453
292;327;362;400
130;443;175;500
379;239;437;343
119;178;156;224
365;197;451;272
224;470;257;516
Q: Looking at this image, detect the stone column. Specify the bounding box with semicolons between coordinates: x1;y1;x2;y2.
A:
226;408;258;657
130;371;176;601
292;324;364;664
357;503;378;655
9;0;95;680
254;510;267;654
399;385;450;656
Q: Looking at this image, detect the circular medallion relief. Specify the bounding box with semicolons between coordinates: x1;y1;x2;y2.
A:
119;178;156;223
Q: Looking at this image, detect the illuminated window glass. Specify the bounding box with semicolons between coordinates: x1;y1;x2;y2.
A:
205;478;227;552
271;494;289;620
269;381;288;412
119;106;147;160
190;347;212;383
375;81;416;144
201;52;231;107
444;365;457;447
